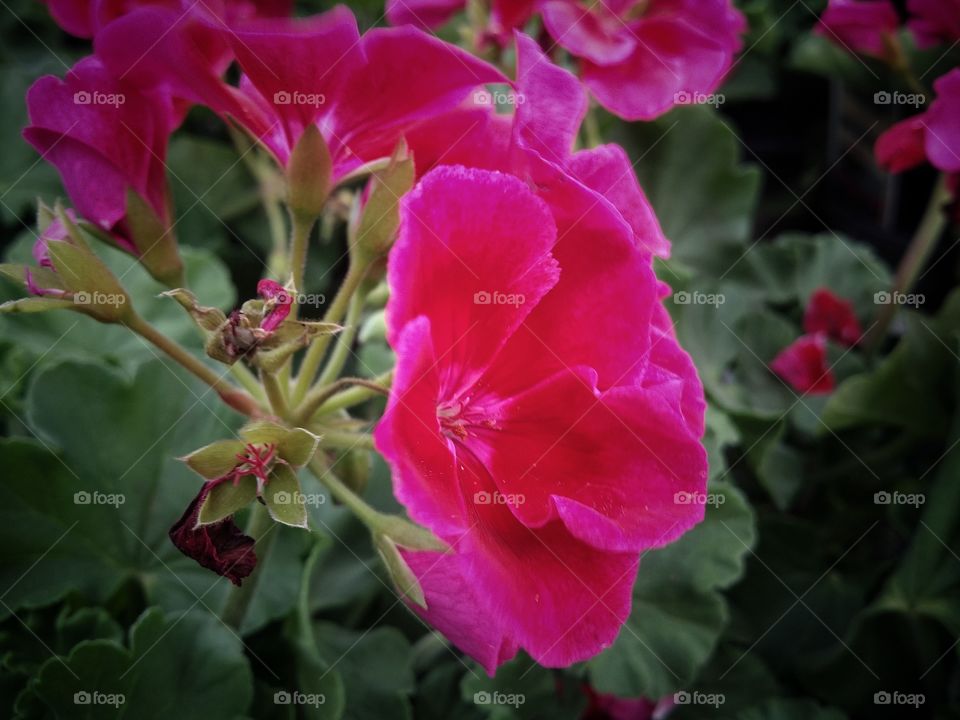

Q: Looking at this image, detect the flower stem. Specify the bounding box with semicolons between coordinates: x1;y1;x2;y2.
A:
318;430;376;451
292;262;369;404
261;370;291;419
289;211;316;296
307;370;393;419
221;501;277;630
123;312;261;416
316;291;364;387
867;173;952;352
294;376;390;425
308;458;382;528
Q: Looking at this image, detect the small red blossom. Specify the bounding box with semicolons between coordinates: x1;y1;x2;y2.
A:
257;279;293;333
804;288;863;347
771;334;836;395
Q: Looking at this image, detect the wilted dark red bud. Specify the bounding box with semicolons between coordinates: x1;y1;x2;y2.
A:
169;481;257;586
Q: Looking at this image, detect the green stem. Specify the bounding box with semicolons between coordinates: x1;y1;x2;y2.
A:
292;262;369;404
295;376;390;425
318;431;376;451
230;363;266;404
123;312;260;416
308;370;393;419
308;458;382;528
261;370;291;419
265;196;288;281
867;174;952;352
221;502;277;630
289;211;317;295
316;292;364;387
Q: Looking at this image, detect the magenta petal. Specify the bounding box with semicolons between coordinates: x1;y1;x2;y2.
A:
257;279;293;332
908;0;960;48
875;116;928;173
513;32;587;163
815;0;900;57
924;69;960;173
770;334;836;395
540;0;636;65
385;165;560;391
567;143;670;257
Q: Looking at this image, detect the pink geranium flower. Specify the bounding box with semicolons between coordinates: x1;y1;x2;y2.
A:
377;42;702;674
815;0;900;59
40;0;291;39
770;334;835;395
804;288;863;347
23;56;182;284
876;68;960;175
95;5;505;178
907;0;960;49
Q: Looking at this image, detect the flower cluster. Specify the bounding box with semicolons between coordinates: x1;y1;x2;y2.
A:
18;0;713;676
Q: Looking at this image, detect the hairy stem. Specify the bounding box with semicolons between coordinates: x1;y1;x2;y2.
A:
221;502;278;630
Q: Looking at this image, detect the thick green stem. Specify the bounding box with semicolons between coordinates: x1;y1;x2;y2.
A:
261;370;291;419
318;431;376;451
867;174;952;352
308;370;393;419
295;376;390;425
123;312;260;416
221;502;277;630
308;458;382;528
230;363;266;404
289;211;317;296
265;196;288;281
292;262;369;404
316;292;364;387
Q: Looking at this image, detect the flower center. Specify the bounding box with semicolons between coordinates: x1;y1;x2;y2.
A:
233;443;277;486
437;396;500;442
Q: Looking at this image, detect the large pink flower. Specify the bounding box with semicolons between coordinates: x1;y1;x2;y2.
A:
815;0;900;58
40;0;291;39
907;0;960;49
374;37;705;672
23;56;182;283
95;5;505;179
876;68;960;175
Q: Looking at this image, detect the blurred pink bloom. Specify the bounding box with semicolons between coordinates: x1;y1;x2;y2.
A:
907;0;960;48
771;334;835;395
876;68;960;175
40;0;291;39
257;279;292;333
96;5;505;180
815;0;900;58
804;288;863;347
23;56;176;264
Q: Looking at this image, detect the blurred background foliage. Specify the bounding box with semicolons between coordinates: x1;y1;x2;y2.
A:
1;0;959;718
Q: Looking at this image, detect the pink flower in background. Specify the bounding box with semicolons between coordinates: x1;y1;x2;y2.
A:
374;165;706;672
815;0;900;58
804;288;863;347
95;6;505;179
40;0;291;39
876;68;960;175
23;56;181;282
771;334;835;395
907;0;960;49
540;0;746;120
386;0;534;37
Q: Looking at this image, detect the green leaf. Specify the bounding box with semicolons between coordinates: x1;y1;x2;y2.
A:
461;653;584;720
27;608;253;719
265;464;309;528
182;439;246;480
736;698;848;720
198;475;258;525
374;533;426;609
588;482;755;696
277;427;321;467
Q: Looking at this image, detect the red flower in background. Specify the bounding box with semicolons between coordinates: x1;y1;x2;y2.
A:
804;288;863;347
770;334;835;395
815;0;899;59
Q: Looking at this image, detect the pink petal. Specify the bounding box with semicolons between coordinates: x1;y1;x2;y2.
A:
875;116;928;173
803;288;863;347
815;0;900;57
567;143;670;257
907;0;960;49
770;334;836;395
924;68;960;173
385;165;560;392
540;0;637;66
